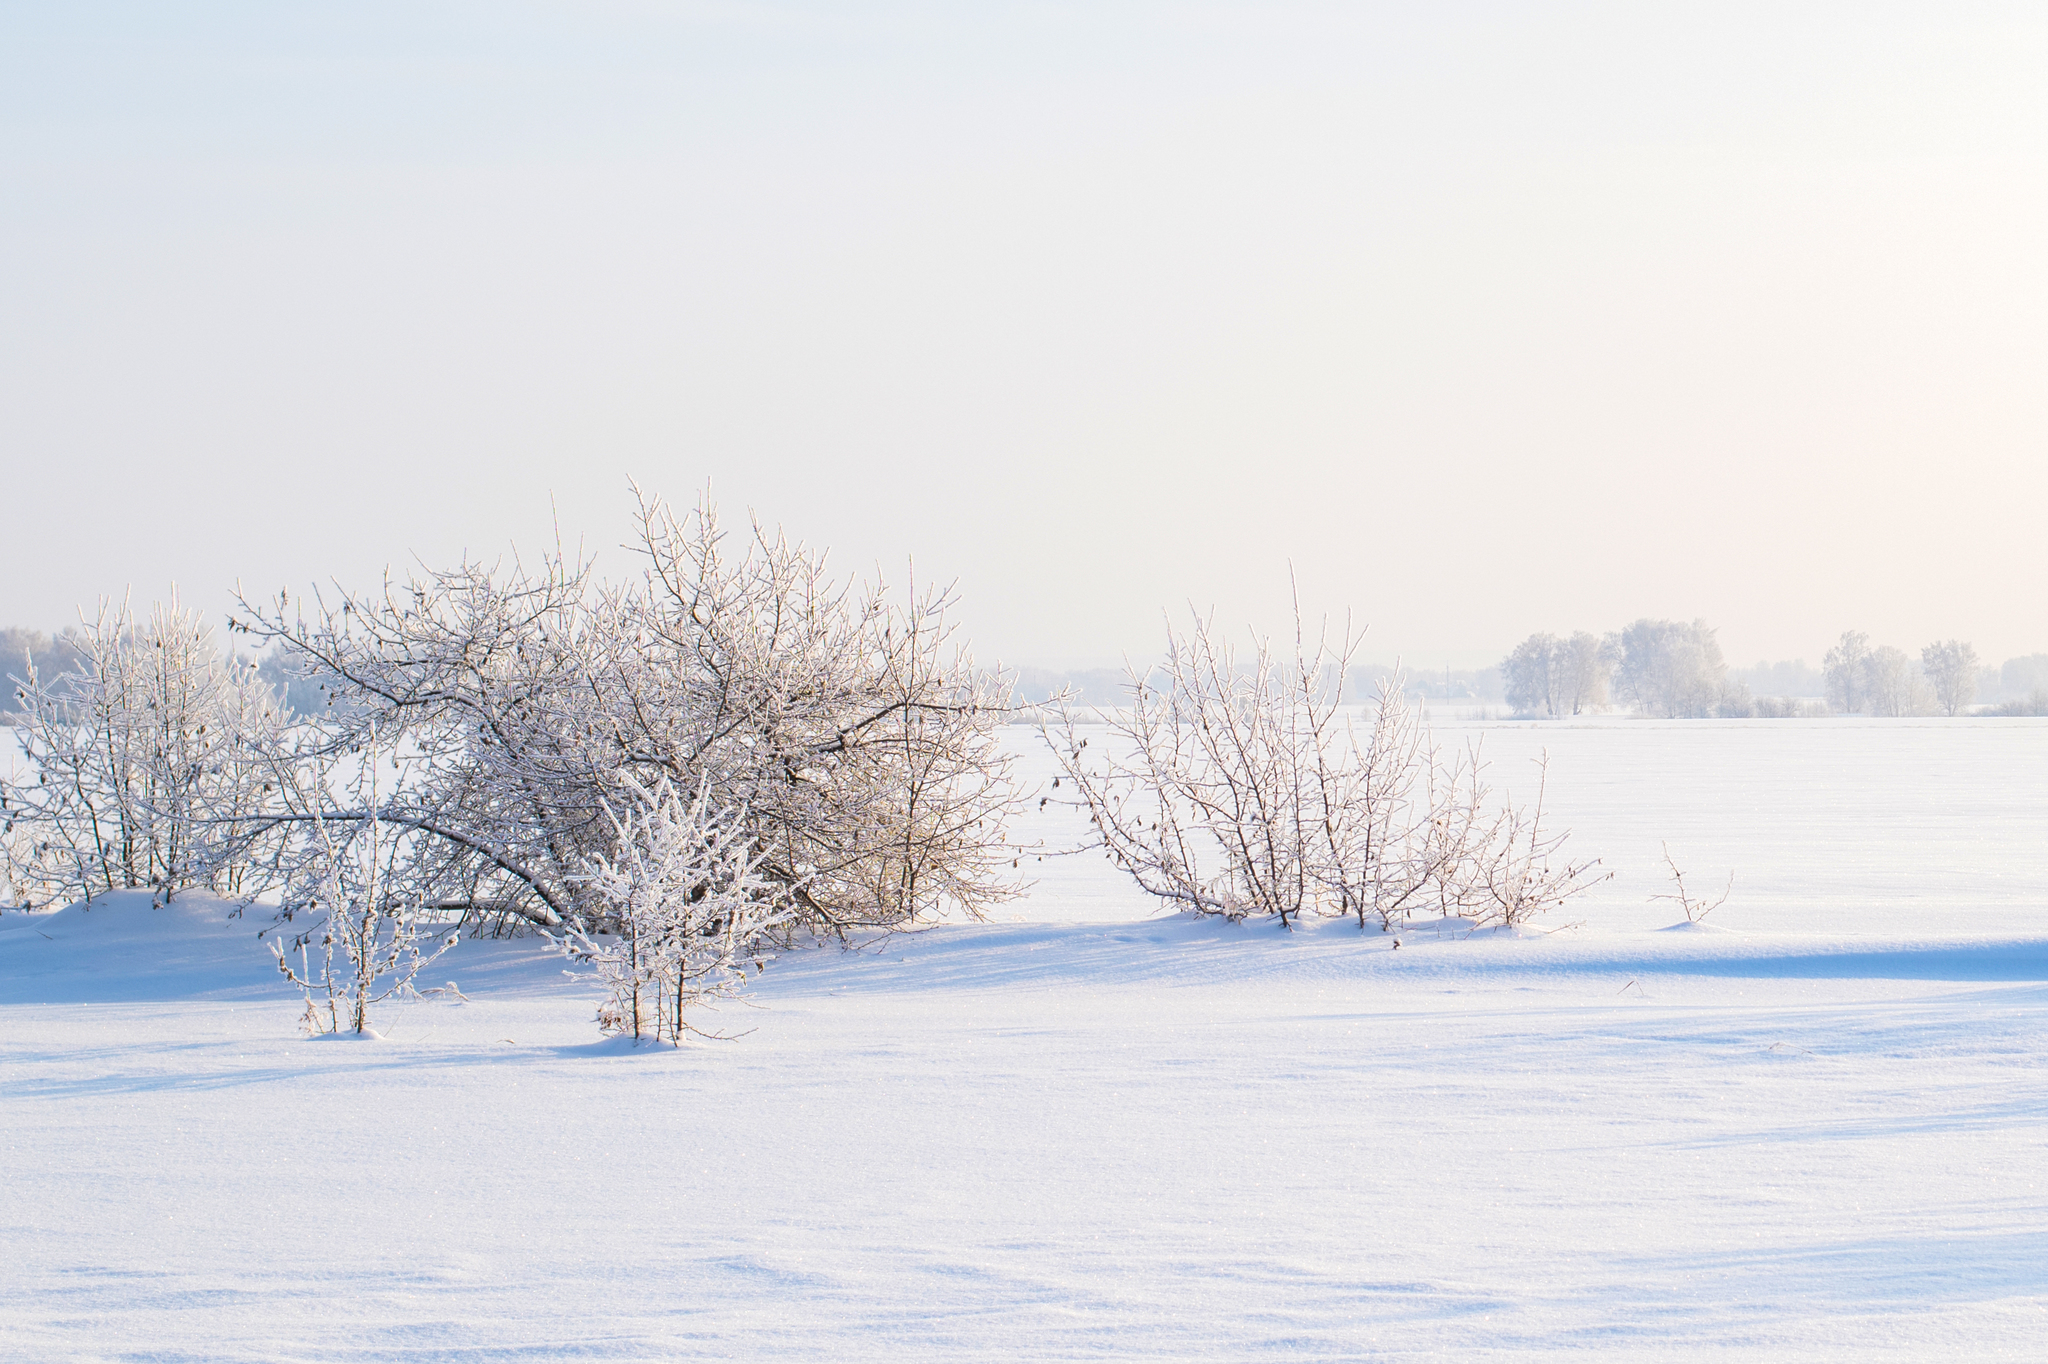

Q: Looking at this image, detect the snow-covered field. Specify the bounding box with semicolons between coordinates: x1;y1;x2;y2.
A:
5;720;2046;1361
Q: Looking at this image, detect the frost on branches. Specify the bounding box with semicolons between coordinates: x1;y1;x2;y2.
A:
1048;606;1607;932
1;594;283;910
552;776;791;1045
212;485;1022;1036
619;491;1020;935
230;488;1022;944
262;743;458;1035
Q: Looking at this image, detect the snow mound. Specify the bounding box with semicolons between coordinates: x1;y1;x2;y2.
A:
0;890;281;1005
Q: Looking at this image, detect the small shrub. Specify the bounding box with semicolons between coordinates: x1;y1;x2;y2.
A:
1649;843;1732;923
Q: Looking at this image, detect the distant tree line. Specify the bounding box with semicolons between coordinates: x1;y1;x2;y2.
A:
1820;634;2048;717
1498;620;1734;718
1497;620;2048;718
1014;661;1511;711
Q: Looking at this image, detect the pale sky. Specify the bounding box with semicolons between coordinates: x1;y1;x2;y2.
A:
4;2;2046;669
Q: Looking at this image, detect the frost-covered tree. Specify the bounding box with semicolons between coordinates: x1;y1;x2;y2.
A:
229;487;1021;940
0;824;43;911
1557;632;1611;715
263;743;460;1036
230;552;612;931
1501;632;1609;717
1048;604;1604;931
1;595;283;909
1862;645;1927;717
552;776;792;1044
1501;634;1561;716
1920;640;1978;716
1822;631;1871;714
1611;619;1728;718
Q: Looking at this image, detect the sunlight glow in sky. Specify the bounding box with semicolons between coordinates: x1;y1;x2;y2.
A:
4;2;2046;668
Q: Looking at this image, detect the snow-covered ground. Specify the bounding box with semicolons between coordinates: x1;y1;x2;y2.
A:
4;721;2046;1360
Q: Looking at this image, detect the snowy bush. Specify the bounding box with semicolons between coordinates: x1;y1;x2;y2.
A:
263;743;458;1035
229;487;1021;941
552;776;792;1044
1;595;284;909
618;491;1021;933
1048;606;1606;932
0;826;42;912
1451;754;1608;927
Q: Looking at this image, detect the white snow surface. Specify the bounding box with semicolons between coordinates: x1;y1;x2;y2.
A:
4;720;2046;1360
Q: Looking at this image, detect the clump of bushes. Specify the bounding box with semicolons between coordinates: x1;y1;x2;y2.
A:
1048;608;1608;932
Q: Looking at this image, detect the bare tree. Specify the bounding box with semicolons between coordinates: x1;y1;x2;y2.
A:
1862;645;1926;717
1558;632;1611;715
1822;630;1871;714
1920;640;1979;716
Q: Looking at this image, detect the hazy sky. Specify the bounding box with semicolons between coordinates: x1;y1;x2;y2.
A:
5;2;2046;669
